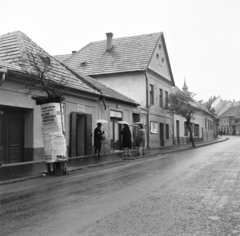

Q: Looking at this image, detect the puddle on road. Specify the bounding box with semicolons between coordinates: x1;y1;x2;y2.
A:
208;216;221;221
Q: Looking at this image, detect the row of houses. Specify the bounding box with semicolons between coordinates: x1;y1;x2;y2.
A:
209;96;240;135
0;30;215;165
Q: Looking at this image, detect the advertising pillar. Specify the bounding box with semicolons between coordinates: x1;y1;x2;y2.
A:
41;103;67;163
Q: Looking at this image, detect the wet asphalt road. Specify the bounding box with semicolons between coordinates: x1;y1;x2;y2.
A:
1;136;240;236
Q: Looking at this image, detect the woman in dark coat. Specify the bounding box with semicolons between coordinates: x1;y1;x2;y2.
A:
121;124;132;156
94;123;105;156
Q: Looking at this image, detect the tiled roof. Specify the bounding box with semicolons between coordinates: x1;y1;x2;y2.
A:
0;31;98;94
63;32;161;75
0;31;138;105
64;64;139;105
0;59;21;71
219;106;240;118
190;101;215;117
215;100;233;116
54;54;72;62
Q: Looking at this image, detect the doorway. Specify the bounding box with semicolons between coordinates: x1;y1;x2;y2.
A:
110;118;121;150
0;106;24;164
160;123;164;146
132;113;140;142
70;112;92;157
176;120;180;144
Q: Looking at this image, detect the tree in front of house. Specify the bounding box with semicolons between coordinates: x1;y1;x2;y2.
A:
19;49;67;105
167;89;197;147
19;49;68;173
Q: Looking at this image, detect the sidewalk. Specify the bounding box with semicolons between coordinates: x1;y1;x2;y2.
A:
0;137;228;185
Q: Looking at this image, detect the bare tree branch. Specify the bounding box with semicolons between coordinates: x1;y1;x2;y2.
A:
17;49;68;105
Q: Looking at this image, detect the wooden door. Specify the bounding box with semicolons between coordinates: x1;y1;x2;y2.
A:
176;120;180;145
7;117;24;163
160;123;164;146
70;112;92;157
0;107;24;164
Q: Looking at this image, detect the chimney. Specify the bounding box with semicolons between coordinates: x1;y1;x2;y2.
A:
72;50;77;54
106;32;113;52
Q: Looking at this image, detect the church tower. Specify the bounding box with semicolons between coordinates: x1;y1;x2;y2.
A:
182;78;188;93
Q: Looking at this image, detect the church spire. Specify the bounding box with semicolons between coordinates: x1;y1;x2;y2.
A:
182;78;188;93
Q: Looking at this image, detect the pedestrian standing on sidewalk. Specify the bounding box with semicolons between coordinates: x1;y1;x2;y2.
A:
136;124;146;156
94;123;105;156
121;124;132;157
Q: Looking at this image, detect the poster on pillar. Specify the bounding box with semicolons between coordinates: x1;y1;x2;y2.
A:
41;103;67;163
43;134;67;163
41;103;63;135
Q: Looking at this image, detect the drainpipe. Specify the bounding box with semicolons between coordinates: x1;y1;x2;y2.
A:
145;73;150;148
0;68;7;87
100;95;107;110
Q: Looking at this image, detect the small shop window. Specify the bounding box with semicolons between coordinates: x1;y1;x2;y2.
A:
150;121;158;134
150;84;154;105
159;89;163;108
194;124;199;137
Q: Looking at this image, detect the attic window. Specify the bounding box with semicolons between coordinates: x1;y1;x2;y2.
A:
156;53;159;59
40;56;51;66
159;44;162;50
80;61;87;66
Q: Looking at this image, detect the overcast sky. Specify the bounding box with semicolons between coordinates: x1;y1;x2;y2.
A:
1;0;239;102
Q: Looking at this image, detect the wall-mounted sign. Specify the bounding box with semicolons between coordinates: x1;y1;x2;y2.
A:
110;110;122;118
77;104;85;112
150;121;158;134
140;109;147;114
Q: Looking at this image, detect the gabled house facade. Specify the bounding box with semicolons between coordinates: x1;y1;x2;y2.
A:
210;95;223;110
0;31;139;165
61;32;175;148
218;106;240;135
171;82;215;144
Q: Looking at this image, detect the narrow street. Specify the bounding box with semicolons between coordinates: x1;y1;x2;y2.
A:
1;136;240;236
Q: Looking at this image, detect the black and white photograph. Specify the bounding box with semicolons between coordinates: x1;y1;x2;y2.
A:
0;0;240;235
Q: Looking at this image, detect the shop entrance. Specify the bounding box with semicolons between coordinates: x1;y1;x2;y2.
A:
132;113;140;142
70;112;92;157
110;110;123;151
0;106;24;164
110;117;121;150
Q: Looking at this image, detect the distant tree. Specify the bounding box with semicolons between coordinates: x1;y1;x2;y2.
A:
18;49;67;105
166;90;197;147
